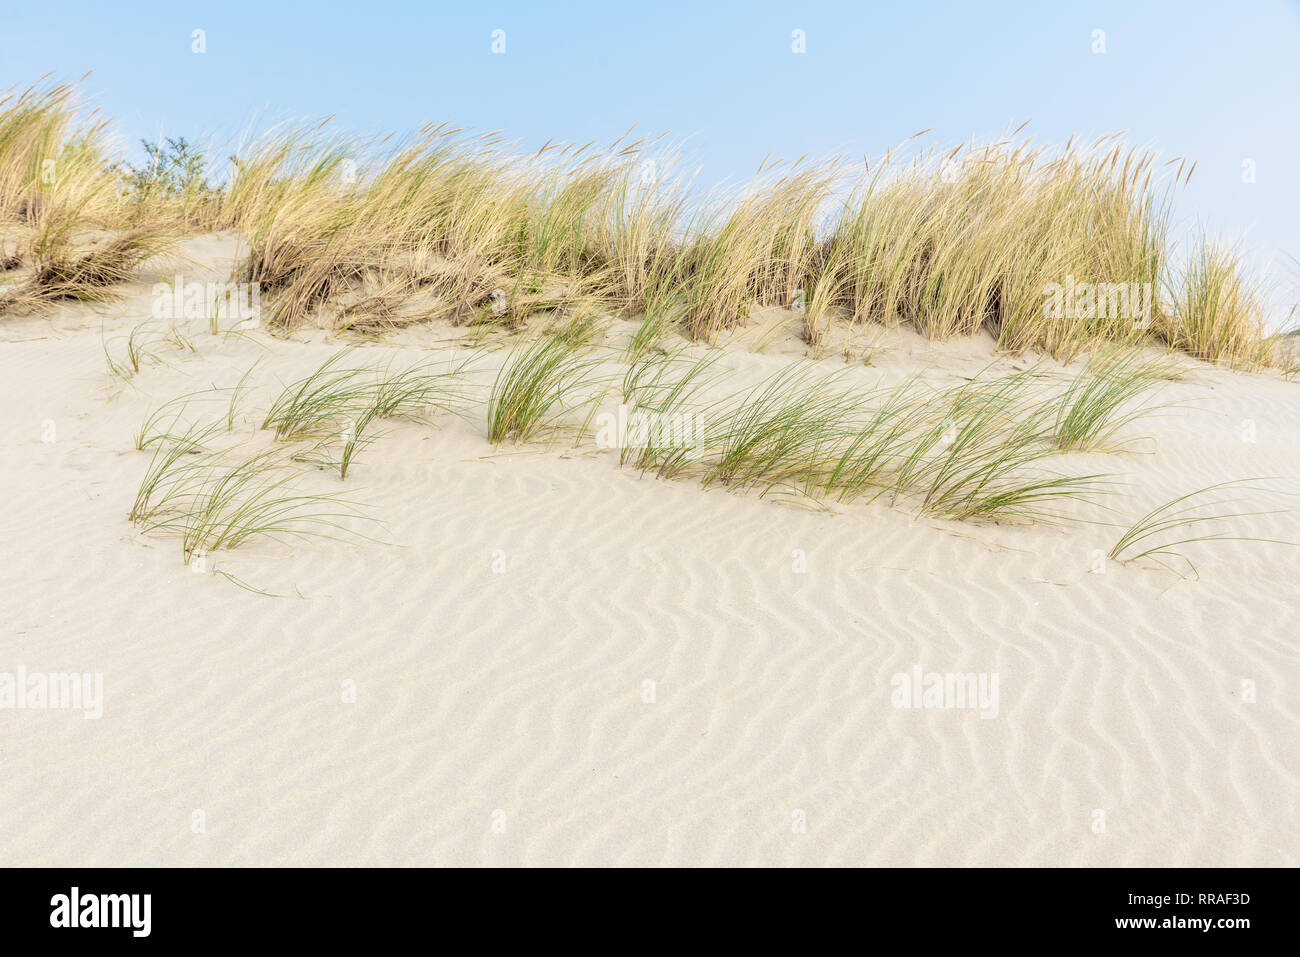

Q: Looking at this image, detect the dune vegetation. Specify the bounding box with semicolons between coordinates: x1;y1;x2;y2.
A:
2;77;1292;369
3;77;1295;576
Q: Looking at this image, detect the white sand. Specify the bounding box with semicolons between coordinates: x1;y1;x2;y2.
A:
1;236;1297;866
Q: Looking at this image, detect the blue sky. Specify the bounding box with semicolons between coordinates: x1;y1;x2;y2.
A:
5;0;1297;319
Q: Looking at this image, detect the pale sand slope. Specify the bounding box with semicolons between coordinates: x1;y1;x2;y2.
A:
1;236;1297;866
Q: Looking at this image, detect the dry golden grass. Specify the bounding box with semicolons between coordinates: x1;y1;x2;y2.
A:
1;77;1289;374
0;78;174;311
1164;234;1280;369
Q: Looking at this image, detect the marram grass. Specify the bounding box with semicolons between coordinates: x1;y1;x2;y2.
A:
263;349;470;477
1;77;1291;373
1047;348;1175;452
1108;480;1299;578
130;440;376;563
603;358;1120;522
486;335;607;445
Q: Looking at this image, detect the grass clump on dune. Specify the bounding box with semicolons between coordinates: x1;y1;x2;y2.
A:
0;80;174;313
486;335;606;444
263;349;470;477
1165;236;1279;370
1047;348;1174;452
698;363;857;493
604;356;1113;522
1108;479;1298;577
104;320;197;383
132;393;224;451
892;371;1112;521
617;347;722;476
677;162;834;343
263;350;468;436
130;442;375;564
19;229;173;308
262;352;375;440
820;377;928;502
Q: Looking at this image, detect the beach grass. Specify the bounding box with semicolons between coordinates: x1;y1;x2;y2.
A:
3;77;1291;375
130;442;374;563
262;349;469;476
891;370;1111;520
486;335;606;444
1107;479;1297;577
1048;348;1174;452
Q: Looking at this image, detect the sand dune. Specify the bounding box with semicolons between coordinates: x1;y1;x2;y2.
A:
1;237;1296;867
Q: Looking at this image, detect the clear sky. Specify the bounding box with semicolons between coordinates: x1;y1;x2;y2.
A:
4;0;1297;320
